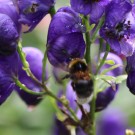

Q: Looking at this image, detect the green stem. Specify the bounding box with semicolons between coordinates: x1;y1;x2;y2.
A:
17;42;41;86
91;16;105;43
14;78;46;95
84;16;92;65
44;83;79;122
87;78;96;135
42;50;47;84
96;43;110;75
70;127;76;135
97;38;103;63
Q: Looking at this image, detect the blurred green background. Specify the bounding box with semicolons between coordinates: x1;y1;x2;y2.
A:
1;0;135;135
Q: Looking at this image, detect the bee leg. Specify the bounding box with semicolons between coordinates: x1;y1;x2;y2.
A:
61;74;70;80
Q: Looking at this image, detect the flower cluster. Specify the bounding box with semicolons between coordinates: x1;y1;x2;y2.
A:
0;0;49;105
1;0;135;135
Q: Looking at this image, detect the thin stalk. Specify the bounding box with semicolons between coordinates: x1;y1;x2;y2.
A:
84;15;92;65
44;84;79;122
97;38;103;63
14;78;46;95
96;44;110;75
71;127;76;135
42;49;47;84
17;42;41;86
91;16;105;43
87;78;96;135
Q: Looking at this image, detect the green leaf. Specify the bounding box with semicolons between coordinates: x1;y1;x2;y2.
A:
104;60;115;65
101;64;122;75
115;75;127;84
96;75;127;93
87;24;95;32
96;75;116;82
96;75;116;93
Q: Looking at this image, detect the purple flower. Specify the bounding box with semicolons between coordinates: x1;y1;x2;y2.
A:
97;108;127;135
0;51;19;105
126;51;135;94
53;117;87;135
53;108;127;135
47;7;86;70
17;0;55;32
126;21;135;94
53;118;70;135
70;0;109;23
100;0;135;56
0;0;21;55
96;52;123;111
15;47;48;106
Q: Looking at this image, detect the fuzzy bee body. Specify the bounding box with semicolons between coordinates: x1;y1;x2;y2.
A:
67;58;93;104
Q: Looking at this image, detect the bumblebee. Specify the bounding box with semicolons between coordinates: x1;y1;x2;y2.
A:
65;58;93;104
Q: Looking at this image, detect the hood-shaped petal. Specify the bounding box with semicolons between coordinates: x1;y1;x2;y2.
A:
47;6;85;43
70;0;109;17
105;0;132;27
47;7;85;70
17;0;55;32
47;33;85;70
70;0;92;15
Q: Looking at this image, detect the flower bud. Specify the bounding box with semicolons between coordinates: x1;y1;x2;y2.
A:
15;47;48;106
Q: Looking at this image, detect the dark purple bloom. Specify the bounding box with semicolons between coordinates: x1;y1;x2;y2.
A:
17;0;55;32
100;0;135;56
0;0;21;55
0;51;19;105
97;109;127;135
53;108;127;135
53;118;70;135
70;0;109;23
47;7;86;70
96;52;123;111
15;47;47;106
126;51;135;94
53;118;87;135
